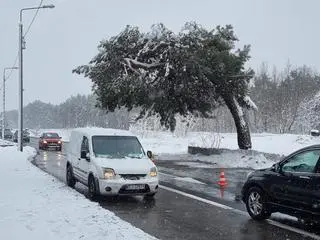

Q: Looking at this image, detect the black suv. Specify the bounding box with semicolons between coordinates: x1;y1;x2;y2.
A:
241;145;320;223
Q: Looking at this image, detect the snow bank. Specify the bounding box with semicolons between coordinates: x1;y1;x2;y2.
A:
0;139;15;146
173;177;206;185
0;146;155;240
158;150;279;170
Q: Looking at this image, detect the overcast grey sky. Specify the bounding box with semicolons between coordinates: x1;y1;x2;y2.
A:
1;0;319;110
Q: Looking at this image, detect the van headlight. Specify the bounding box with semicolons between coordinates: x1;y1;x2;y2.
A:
103;168;115;179
149;167;157;177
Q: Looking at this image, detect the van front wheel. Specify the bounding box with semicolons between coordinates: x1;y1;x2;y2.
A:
66;165;76;188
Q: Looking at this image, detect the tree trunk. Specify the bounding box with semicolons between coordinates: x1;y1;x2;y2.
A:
224;96;252;149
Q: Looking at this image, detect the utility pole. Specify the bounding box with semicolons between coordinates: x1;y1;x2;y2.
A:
18;4;55;151
18;13;23;151
2;71;4;140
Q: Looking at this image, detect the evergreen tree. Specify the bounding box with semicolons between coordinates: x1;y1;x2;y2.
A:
73;23;256;149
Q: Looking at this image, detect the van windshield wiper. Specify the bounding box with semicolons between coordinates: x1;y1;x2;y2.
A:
126;154;143;159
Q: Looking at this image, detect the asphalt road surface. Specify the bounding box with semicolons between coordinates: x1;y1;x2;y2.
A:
29;138;320;240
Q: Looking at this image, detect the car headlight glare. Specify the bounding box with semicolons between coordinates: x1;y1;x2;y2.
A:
43;140;47;144
58;141;61;144
104;168;115;179
150;167;157;177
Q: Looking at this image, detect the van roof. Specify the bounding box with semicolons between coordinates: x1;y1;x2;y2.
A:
71;127;136;138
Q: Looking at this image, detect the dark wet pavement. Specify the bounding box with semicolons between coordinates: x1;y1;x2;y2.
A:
29;138;320;240
156;160;251;202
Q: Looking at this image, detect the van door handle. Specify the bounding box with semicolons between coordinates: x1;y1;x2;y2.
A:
299;176;310;179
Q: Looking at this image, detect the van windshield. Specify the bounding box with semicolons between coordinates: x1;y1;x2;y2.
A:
92;136;145;159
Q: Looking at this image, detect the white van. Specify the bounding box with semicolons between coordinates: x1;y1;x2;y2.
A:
66;128;159;199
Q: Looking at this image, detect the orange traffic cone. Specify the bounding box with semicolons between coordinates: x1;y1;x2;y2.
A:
218;169;228;187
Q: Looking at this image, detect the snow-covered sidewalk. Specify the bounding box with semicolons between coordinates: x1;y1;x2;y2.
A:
0;145;156;240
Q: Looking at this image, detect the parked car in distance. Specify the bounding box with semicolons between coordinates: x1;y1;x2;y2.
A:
66;128;159;200
310;129;320;136
241;145;320;224
4;129;13;140
13;129;30;143
39;132;62;151
0;129;13;140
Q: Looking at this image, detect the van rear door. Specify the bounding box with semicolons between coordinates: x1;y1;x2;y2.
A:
69;131;83;182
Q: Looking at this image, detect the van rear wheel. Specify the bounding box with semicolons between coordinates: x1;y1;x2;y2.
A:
66;165;76;188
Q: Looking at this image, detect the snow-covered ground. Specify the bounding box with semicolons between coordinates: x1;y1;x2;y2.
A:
138;131;320;156
0;141;156;240
141;132;320;169
0;139;15;146
29;128;320;169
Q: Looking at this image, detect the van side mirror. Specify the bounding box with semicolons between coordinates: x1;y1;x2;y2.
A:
85;152;90;162
81;150;90;161
81;151;90;161
81;150;86;159
147;150;153;159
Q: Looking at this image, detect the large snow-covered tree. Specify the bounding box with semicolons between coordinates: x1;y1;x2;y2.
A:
73;23;256;149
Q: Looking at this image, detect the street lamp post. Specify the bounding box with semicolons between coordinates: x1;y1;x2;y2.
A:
18;4;55;151
2;67;18;140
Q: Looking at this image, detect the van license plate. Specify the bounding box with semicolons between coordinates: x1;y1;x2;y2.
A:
126;184;145;190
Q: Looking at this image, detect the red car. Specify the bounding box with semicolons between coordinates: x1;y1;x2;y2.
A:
39;132;62;151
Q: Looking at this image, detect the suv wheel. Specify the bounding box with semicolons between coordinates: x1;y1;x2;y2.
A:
145;193;156;199
66;165;76;188
245;187;271;220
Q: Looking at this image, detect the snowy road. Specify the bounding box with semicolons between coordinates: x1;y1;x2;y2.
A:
29;138;320;240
